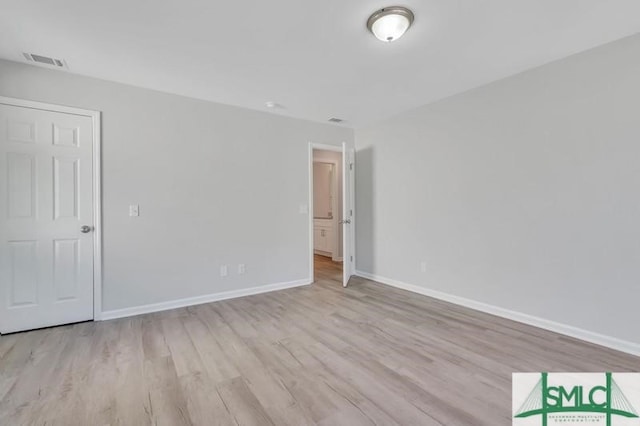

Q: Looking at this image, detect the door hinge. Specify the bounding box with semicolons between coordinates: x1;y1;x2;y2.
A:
350;256;353;262
349;163;353;171
350;209;353;217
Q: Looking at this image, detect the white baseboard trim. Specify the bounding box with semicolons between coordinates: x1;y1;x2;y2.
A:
100;278;312;321
332;256;344;262
355;270;640;357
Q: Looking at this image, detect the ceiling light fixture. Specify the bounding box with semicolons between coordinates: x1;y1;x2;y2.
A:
367;6;414;43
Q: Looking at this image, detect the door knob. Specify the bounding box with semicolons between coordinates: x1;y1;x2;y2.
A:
339;219;351;224
80;225;93;233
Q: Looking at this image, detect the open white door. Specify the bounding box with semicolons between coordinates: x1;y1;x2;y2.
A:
342;143;355;287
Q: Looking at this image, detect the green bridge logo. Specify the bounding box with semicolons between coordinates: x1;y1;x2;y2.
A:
513;373;639;426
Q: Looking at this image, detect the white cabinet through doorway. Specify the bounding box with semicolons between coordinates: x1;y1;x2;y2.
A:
313;219;334;257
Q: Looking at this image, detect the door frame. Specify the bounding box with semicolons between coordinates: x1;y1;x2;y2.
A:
0;96;103;320
308;142;350;283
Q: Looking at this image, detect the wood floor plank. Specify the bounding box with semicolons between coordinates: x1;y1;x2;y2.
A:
179;372;237;426
162;317;207;378
0;254;638;425
182;316;240;383
216;377;275;426
144;355;193;425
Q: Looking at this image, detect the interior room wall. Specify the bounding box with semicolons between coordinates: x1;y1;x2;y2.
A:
313;149;343;259
313;163;334;219
355;34;640;346
0;58;353;313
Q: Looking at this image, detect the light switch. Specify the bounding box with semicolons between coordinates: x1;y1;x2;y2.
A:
220;265;228;277
299;204;308;214
238;264;246;274
129;204;140;217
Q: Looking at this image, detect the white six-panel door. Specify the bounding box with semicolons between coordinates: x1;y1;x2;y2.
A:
342;143;355;287
0;103;95;333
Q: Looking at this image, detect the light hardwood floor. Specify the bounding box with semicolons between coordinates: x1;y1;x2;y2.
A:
313;254;343;285
1;256;638;425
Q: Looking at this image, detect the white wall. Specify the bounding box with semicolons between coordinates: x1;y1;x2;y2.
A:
355;34;640;345
0;59;353;312
313;163;334;219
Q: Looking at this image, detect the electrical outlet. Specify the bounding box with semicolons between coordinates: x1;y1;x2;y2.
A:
420;261;427;273
220;265;228;277
238;264;245;274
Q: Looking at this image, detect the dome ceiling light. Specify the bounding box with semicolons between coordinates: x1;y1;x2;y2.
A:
367;6;415;43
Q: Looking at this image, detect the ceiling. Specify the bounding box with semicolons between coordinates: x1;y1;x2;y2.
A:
1;1;639;127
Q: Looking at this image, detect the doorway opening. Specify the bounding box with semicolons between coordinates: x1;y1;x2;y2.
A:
312;149;343;286
308;142;355;287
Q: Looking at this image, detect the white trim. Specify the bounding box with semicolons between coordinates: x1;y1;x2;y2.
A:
101;278;311;321
310;143;342;153
91;111;103;320
308;142;343;283
0;96;103;322
0;96;97;117
332;256;343;262
308;143;314;283
355;270;640;357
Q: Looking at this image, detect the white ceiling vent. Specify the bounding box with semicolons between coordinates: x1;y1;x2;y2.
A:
328;118;345;123
23;53;67;69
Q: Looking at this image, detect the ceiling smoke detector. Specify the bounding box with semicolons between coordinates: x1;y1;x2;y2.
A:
23;53;67;69
367;6;415;42
265;101;285;109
